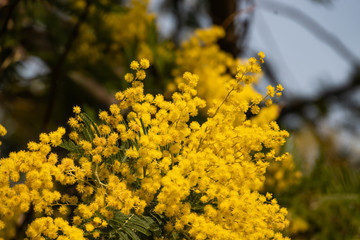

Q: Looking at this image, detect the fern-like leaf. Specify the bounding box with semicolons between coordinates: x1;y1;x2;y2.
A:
107;211;161;240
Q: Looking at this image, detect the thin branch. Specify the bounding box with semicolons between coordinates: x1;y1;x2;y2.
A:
222;5;255;30
68;71;117;106
255;11;300;91
209;0;240;56
279;67;360;119
95;163;108;187
259;0;360;65
253;1;360;121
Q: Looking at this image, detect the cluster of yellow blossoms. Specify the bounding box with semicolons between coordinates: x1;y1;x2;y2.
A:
171;25;297;197
171;26;284;125
0;125;6;147
70;0;156;66
0;52;290;239
264;154;302;193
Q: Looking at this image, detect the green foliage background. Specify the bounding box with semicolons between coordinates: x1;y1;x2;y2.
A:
1;0;360;239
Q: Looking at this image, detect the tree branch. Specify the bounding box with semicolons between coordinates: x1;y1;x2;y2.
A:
222;5;255;30
209;0;240;56
279;67;360;119
68;71;116;106
259;0;360;65
42;0;91;131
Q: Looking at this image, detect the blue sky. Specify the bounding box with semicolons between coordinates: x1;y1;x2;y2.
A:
150;0;360;98
249;0;360;97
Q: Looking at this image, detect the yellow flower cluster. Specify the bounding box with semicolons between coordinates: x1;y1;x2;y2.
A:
0;54;289;239
104;0;155;60
171;26;236;103
265;154;302;193
0;124;5;148
151;54;289;239
25;217;85;240
171;26;286;125
0;127;75;237
69;0;155;65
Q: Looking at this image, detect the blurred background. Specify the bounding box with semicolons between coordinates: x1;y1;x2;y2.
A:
1;0;360;239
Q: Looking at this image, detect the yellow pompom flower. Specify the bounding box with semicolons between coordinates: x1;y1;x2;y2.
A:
0;124;6;146
130;60;140;70
140;58;150;69
258;51;265;59
136;70;146;80
73;106;81;114
267;85;276;97
276;84;284;92
124;73;134;82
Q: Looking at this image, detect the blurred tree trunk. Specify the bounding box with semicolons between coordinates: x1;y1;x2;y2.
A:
208;0;240;57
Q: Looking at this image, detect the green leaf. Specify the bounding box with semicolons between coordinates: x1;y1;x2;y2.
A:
107;211;162;240
59;140;81;152
118;232;130;240
139;118;148;135
80;112;100;138
122;227;142;240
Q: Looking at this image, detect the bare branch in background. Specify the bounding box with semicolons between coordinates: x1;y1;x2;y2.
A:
280;67;360;120
252;1;360;121
222;5;255;30
69;71;116;106
42;0;91;131
259;0;360;66
208;0;240;56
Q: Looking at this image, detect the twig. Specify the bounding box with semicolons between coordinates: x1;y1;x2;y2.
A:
280;67;360;119
95;163;108;187
222;5;256;30
69;71;117;106
209;0;240;56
